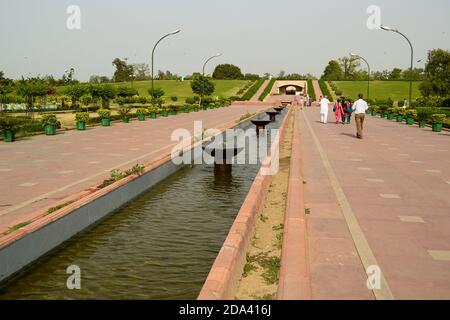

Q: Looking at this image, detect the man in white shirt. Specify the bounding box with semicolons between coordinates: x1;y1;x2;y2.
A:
352;94;369;139
320;96;330;124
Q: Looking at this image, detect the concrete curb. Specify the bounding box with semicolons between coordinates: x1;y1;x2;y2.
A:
277;109;311;300
197;108;292;300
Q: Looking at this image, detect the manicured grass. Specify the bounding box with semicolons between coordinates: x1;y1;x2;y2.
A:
334;81;421;101
110;80;248;100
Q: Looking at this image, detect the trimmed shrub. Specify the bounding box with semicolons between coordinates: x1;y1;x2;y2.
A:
241;79;265;101
431;114;446;124
259;78;276;101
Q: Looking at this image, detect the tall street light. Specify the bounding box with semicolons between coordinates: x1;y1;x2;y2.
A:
151;29;181;94
202;53;222;75
350;53;371;100
380;25;414;107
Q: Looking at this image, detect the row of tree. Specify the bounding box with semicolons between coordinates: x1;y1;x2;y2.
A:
321;49;450;99
321;56;426;81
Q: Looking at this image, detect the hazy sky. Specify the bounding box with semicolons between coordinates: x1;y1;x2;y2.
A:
1;0;449;81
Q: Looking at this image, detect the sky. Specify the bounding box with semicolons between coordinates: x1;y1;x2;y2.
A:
0;0;449;81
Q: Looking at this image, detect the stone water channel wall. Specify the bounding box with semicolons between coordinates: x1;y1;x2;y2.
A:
0;108;273;285
198;107;293;300
277;109;311;300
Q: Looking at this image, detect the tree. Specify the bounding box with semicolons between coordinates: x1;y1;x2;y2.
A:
419;49;450;97
389;68;402;80
89;75;110;84
191;75;215;105
89;84;116;108
278;70;286;79
402;68;425;81
16;79;52;114
64;84;89;106
132;63;150;81
339;56;360;79
112;58;134;82
212;64;243;79
321;60;343;80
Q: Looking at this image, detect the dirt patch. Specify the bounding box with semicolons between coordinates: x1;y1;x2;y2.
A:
235;113;294;300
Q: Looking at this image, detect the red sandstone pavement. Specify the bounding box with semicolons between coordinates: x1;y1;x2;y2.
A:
0;105;270;234
299;107;450;299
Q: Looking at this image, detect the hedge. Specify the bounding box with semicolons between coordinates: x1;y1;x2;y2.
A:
241;79;265;101
307;79;316;101
259;79;276;101
319;80;334;102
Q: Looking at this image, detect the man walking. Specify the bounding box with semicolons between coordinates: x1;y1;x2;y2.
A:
352;94;369;139
320;96;330;124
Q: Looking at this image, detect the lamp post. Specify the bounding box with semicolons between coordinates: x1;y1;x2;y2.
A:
350;53;371;100
380;25;414;107
151;29;181;94
202;53;222;75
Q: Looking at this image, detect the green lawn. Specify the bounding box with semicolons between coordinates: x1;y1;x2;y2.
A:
333;81;421;101
56;79;250;102
112;80;250;100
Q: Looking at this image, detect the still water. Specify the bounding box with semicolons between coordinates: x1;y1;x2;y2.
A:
0;113;285;300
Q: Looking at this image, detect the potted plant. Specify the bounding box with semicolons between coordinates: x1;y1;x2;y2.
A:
431;114;446;132
161;106;169;117
169;105;177;116
396;108;405;122
372;106;380;116
136;108;147;121
41;114;59;135
405;109;417;125
417;109;429;128
379;105;388;118
119;107;131;123
147;106;158;119
193;104;199;112
209;103;215;110
387;107;395;120
0;116;22;142
183;104;191;113
75;112;89;130
97;109;111;126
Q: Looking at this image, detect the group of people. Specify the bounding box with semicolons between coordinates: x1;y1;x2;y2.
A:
295;95;312;109
319;94;369;139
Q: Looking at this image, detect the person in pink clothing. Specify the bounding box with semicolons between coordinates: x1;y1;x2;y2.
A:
333;98;345;124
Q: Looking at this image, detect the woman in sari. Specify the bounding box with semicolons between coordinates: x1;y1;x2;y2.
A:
334;98;345;124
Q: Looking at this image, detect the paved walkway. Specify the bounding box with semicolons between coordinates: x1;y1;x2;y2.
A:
0;105;269;234
312;80;323;101
300;107;450;299
250;80;269;101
